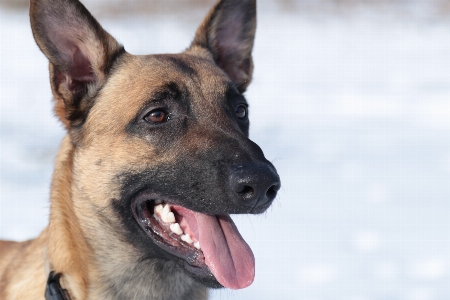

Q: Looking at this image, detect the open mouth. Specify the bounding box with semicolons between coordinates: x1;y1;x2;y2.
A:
132;197;255;290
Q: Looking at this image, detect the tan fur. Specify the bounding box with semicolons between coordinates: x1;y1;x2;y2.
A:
0;231;47;299
47;136;92;300
0;137;94;300
0;0;259;299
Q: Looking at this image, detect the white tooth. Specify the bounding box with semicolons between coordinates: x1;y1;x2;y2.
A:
170;223;183;235
181;234;193;244
194;241;201;250
162;211;175;223
162;204;171;215
154;204;164;215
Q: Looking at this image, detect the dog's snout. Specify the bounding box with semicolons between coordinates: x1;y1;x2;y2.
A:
230;164;281;211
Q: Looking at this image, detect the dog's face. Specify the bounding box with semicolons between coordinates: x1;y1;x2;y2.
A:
31;0;280;291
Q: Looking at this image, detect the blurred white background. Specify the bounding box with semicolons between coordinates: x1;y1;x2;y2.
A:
1;1;450;299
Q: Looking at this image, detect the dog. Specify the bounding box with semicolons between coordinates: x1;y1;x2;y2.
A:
0;0;281;299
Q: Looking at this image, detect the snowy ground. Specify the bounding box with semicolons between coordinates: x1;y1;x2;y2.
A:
1;2;450;300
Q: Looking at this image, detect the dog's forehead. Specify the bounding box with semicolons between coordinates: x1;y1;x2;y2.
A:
86;52;235;133
120;53;230;90
112;53;229;101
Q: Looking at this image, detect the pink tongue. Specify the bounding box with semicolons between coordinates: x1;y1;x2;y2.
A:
195;213;255;289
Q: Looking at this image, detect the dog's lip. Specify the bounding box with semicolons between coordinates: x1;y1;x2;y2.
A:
131;192;256;289
131;194;213;273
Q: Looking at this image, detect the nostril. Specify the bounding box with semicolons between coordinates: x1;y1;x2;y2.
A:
237;185;255;197
266;185;278;199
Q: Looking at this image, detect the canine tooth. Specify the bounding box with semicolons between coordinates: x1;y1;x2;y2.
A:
181;234;193;244
154;204;164;214
194;241;201;250
162;204;171;214
169;223;183;235
161;211;175;223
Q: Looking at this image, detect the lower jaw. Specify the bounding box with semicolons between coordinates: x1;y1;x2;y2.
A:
132;199;219;285
183;261;223;289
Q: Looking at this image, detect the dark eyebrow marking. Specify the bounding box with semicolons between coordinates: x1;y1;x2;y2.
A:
129;81;183;118
161;81;182;99
148;82;181;103
125;81;185;135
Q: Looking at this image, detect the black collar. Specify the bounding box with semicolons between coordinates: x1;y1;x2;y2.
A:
45;272;71;300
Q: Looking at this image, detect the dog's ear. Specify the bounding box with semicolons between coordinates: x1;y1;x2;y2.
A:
30;0;124;129
189;0;256;93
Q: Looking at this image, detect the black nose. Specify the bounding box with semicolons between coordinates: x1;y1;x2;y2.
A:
229;164;281;210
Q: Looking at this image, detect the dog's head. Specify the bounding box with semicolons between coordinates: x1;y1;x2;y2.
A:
30;0;280;291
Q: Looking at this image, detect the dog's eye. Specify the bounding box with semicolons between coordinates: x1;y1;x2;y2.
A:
235;104;247;119
144;109;168;124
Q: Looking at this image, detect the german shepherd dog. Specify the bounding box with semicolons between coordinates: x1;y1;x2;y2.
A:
0;0;280;299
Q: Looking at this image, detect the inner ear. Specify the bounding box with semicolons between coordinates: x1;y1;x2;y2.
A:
189;0;256;93
30;0;124;129
71;48;95;82
54;47;96;98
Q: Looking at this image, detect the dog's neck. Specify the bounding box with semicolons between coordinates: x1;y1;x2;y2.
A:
46;135;93;300
46;135;208;300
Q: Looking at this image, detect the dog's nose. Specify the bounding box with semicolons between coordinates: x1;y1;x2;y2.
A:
230;164;281;210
